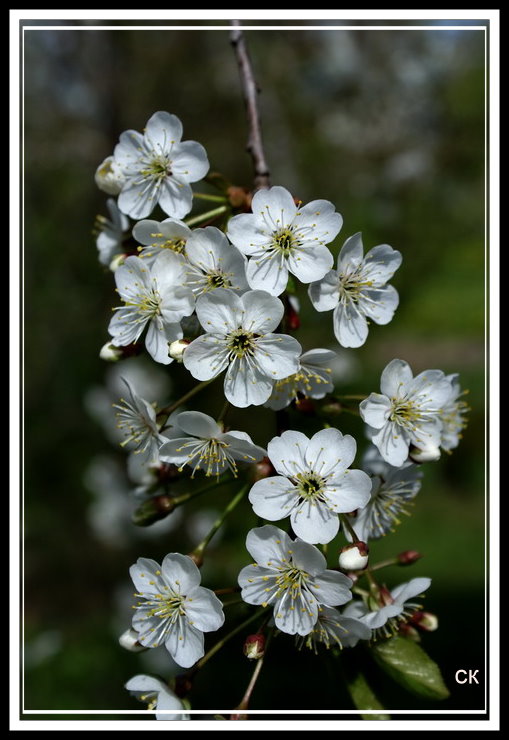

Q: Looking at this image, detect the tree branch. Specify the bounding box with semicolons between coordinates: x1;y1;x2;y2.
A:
230;20;271;191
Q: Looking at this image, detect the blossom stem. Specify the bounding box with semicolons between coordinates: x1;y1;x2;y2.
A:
369;557;399;573
217;400;231;423
192;484;249;558
172;475;233;507
158;379;215;418
194;608;264;671
193;192;229;203
184;205;229;227
340;514;360;542
231;628;274;717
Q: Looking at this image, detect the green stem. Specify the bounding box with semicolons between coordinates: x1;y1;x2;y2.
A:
335;394;366;401
234;628;273;714
195;608;264;671
369;557;398;573
217;400;231;423
172;475;232;507
340;514;360;542
193;192;229;203
192;484;249;556
158;379;214;418
185;204;229;227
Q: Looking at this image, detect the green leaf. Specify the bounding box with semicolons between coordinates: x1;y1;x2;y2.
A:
370;636;450;701
345;669;391;720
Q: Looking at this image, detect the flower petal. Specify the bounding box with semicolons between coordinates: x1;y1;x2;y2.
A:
176;410;221;439
240;290;285;334
245;255;289;296
161;553;202;592
359;393;392;429
254;334;302;380
308;569;353;606
305;428;356;476
145;111;183;150
185;587;225;632
308;270;339;312
171;140;210;182
332;301;369;348
380;359;413;398
287;244;334;284
267;430;309;477
249;477;298;521
224;359;274;407
290;500;339;544
183;334;229;380
165;621;204;668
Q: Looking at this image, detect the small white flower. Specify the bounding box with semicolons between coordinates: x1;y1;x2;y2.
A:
125;674;190;721
114;111;209;220
248;428;372;544
308;232;402;348
159;410;266;477
264;348;336;411
345;446;423;542
95;198;130;267
184;226;249;297
343;578;431;639
227;186;342;296
183;288;302;408
95;155;125;195
112;377;169;462
439;374;469;451
238;525;353;636
359;359;454;467
297;606;371;652
109;252;194;364
133;217;192;265
338;543;369;571
130;553;225;668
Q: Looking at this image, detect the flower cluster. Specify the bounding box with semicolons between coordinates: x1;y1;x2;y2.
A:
92;109;468;720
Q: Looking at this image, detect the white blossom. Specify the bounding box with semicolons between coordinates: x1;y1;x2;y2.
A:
114;111;209;220
159;410;266;477
264;348;336;411
95;155;125;195
343;578;431;640
109;252;194;365
130;553;224;668
112;377;169;463
183;288;301;408
125;674;190;720
227;186;342;296
248;429;371;544
95;198;130;267
238;525;353;636
440;373;469;451
359;359;454;467
184;226;249;297
297;606;371;652
133;217;192;265
308;232;402;348
345;445;423;542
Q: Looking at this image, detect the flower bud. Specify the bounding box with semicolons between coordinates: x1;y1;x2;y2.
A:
294;397;316;414
249;456;276;484
409;442;441;463
95;155;125;195
399;623;421;641
109;253;128;272
99;342;123;362
131;495;175;526
118;628;147;652
168;339;190;362
243;633;265;660
398;550;423;566
338;541;369;571
411;611;438;632
227;185;251;210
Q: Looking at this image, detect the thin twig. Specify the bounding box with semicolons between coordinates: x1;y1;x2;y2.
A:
230;20;271;190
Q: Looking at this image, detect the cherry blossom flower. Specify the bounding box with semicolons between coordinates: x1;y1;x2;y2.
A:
95;198;130;267
159;410;265;477
133;217;192;265
183;288;301;407
440;373;469;452
264;348;336;411
130;553;224;668
308;232;402;348
112;377;169;463
125;674;190;720
113;111;209;220
238;525;353;636
227;186;342;296
248;428;371;544
108;252;194;364
359;359;454;467
184;226;249;297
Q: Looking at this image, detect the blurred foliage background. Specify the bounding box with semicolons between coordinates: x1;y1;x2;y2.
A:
23;20;486;718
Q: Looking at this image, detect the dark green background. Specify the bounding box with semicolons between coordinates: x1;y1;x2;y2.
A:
23;21;486;719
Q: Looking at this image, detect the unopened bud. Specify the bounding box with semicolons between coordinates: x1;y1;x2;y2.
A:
168;339;190;362
95;155;125;195
409;442;441;463
131;495;175;526
243;633;265;660
174;673;194;698
399;623;421;641
99;342;123;362
284;300;301;331
339;541;369;571
378;585;395;607
249;456;275;484
398;550;423;566
118;628;147;652
227;185;251;210
294;397;315;414
109;253;128;272
411;611;438;632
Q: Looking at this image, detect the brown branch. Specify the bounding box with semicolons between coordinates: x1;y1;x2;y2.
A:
230;20;271;191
